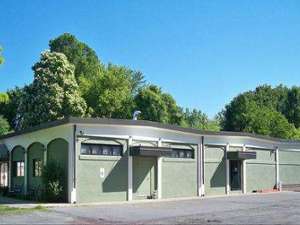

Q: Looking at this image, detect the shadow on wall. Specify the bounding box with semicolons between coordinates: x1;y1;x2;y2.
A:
210;158;226;188
102;157;128;193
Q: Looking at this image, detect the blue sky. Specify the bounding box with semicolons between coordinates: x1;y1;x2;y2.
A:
1;1;300;118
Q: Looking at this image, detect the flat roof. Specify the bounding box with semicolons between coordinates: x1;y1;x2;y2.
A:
0;117;299;143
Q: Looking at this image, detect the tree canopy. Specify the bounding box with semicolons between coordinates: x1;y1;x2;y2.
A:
17;51;86;129
6;33;300;140
220;84;300;139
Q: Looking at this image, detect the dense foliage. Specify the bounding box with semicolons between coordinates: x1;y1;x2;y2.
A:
220;85;300;139
42;161;64;202
5;33;300;139
16;51;86;129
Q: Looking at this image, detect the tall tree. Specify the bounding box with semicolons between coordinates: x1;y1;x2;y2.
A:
17;51;86;129
220;85;297;139
0;87;23;129
0;115;9;135
134;85;182;124
284;87;300;128
49;33;102;81
181;108;209;130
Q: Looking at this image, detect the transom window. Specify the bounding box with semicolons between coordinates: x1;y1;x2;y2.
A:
33;159;42;177
170;149;194;159
81;144;122;156
14;161;24;177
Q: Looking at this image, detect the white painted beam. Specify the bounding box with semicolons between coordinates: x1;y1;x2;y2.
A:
275;147;280;190
127;137;133;201
157;138;162;199
225;143;230;195
242;145;247;194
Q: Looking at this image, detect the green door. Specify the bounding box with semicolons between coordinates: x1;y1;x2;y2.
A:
133;156;156;200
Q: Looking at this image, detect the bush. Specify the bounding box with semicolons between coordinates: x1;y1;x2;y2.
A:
0;186;8;196
42;161;64;202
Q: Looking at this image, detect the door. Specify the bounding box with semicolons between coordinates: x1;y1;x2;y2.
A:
133;156;156;199
230;160;242;191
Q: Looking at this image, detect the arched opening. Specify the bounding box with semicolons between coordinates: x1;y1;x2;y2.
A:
47;138;69;202
27;142;45;197
11;145;25;194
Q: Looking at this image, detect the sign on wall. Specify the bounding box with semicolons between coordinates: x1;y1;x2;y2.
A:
100;168;105;178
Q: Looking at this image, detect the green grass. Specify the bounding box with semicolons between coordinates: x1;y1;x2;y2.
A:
0;205;47;215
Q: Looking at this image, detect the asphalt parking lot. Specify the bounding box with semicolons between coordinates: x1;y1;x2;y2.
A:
1;192;300;224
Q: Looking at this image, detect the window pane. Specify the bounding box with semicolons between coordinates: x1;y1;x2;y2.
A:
81;144;122;156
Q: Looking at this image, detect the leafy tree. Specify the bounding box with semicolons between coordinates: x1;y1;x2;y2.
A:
49;33;103;81
0;87;23;129
0;115;10;135
49;33;145;115
220;89;296;139
284;87;300;128
86;64;137;118
181;108;209;130
134;85;182;124
17;51;86;129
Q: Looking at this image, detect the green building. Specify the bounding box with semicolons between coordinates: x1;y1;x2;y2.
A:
0;117;300;203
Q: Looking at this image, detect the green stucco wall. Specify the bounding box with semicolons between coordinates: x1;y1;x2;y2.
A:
279;151;300;184
204;146;226;196
133;156;156;200
27;143;44;191
162;157;197;198
246;149;276;192
47;138;69;202
11;146;25;190
77;155;128;203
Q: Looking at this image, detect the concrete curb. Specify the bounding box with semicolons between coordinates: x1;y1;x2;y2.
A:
1;191;288;208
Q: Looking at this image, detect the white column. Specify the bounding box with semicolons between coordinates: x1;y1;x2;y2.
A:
225;143;230;195
242;145;247;194
202;139;205;196
70;137;80;204
24;150;28;195
197;143;201;197
157;138;162;199
275;147;280;190
127;136;133;201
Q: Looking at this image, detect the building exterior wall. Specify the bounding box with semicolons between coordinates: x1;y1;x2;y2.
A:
279;150;300;185
2;119;300;203
204;146;226;196
162;157;197;198
76;139;128;203
246;149;276;192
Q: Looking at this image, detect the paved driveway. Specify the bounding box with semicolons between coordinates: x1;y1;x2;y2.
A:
1;192;300;224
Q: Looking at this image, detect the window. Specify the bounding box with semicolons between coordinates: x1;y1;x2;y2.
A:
33;159;42;177
81;144;122;156
14;161;24;177
169;149;194;159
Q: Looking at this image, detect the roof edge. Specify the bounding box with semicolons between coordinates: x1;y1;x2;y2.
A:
0;117;299;144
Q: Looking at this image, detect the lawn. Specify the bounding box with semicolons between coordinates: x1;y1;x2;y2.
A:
0;205;47;215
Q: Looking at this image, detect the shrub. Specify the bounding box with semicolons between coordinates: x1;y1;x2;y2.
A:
42;161;64;202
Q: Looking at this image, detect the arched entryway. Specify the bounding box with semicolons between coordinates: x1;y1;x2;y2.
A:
27;142;45;197
47;138;69;202
11;145;25;194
